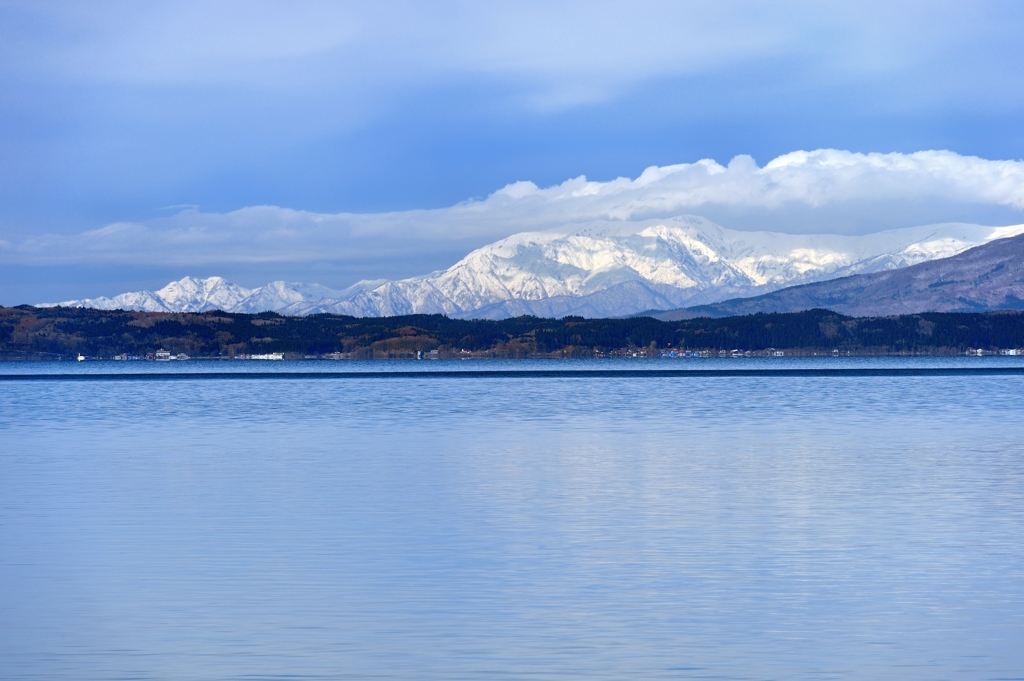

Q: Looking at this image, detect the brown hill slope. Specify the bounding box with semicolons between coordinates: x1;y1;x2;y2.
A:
654;232;1024;320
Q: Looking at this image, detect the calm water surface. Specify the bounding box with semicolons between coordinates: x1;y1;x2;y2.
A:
2;358;1023;680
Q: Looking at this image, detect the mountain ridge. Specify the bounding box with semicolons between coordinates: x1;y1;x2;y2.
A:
42;216;1024;318
651;232;1024;320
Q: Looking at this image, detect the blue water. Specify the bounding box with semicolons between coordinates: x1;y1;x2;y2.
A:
2;358;1023;680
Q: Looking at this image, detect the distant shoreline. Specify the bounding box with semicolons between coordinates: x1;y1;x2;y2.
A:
2;305;1023;361
5;367;1024;382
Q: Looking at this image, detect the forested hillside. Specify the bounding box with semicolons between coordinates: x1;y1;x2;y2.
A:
1;306;1023;359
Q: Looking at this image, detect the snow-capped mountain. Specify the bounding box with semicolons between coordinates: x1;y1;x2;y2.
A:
46;276;348;314
43;216;1024;318
652;231;1024;319
47;276;252;313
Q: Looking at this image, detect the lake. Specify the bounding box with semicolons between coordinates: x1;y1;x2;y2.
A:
2;358;1023;680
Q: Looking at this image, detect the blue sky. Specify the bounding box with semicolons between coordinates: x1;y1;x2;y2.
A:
2;1;1024;303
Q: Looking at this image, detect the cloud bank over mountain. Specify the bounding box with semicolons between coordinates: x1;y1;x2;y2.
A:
3;1;1023;237
4;150;1024;279
4;3;1024;306
46;217;1024;319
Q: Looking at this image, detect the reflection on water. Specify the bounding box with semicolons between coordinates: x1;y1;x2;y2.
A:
1;359;1023;680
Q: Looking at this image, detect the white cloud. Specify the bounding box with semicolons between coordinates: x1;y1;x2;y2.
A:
2;149;1023;275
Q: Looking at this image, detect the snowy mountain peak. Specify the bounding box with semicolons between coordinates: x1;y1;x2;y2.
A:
154;276;255;312
45;276;256;313
41;217;1024;319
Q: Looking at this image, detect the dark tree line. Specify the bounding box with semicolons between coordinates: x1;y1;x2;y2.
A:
2;305;1023;359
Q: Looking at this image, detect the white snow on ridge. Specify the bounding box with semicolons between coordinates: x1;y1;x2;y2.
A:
49;276;257;313
42;217;1024;319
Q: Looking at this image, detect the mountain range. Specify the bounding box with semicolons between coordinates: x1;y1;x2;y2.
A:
653;231;1024;320
43;216;1024;318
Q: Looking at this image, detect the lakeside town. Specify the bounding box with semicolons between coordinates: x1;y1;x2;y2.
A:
67;346;1021;362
